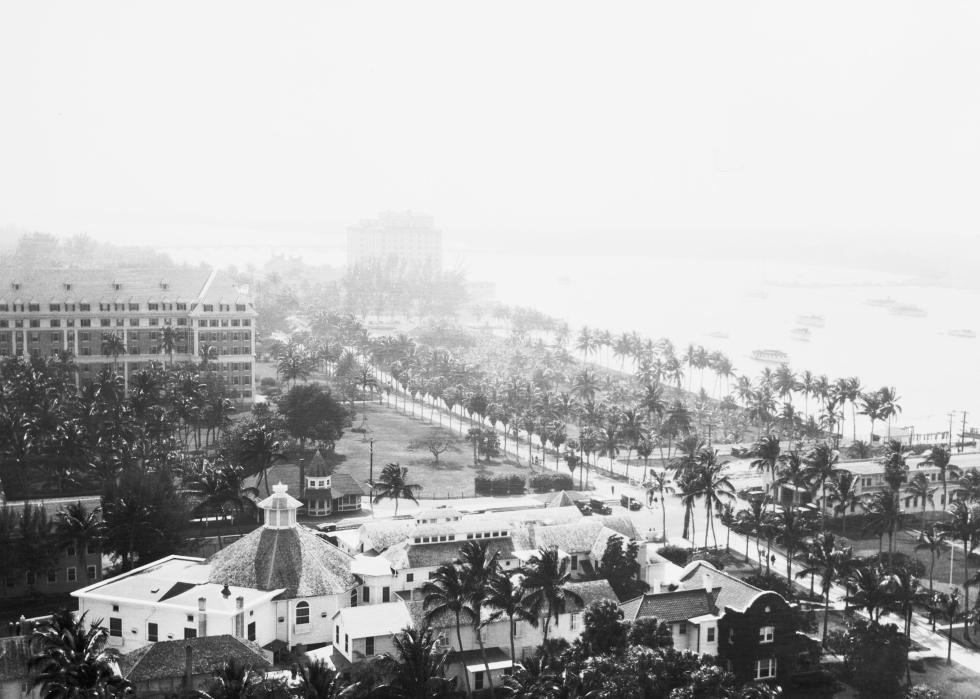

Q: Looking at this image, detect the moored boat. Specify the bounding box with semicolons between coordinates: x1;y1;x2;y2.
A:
751;349;789;363
948;329;976;339
790;327;811;341
866;297;896;307
795;314;824;327
890;304;927;318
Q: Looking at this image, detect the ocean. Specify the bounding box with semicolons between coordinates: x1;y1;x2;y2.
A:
453;251;980;439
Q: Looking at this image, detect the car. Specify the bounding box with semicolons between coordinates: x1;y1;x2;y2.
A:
620;495;643;511
589;498;612;515
576;503;593;516
316;523;337;533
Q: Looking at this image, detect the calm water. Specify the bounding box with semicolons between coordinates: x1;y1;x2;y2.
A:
454;251;980;438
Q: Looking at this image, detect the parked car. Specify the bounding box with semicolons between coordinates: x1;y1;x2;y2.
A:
576;502;593;516
620;495;642;511
589;498;612;515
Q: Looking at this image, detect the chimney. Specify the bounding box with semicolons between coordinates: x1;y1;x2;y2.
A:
235;596;245;638
299;458;306;499
703;572;712;593
198;598;207;637
184;645;193;690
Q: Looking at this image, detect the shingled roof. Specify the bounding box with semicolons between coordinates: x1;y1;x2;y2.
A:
565;579;620;610
308;450;328;477
620;588;715;623
677;561;768;613
207;523;358;597
329;471;365;497
118;635;269;683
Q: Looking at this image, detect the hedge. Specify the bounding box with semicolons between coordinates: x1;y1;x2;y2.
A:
528;473;574;493
474;474;526;496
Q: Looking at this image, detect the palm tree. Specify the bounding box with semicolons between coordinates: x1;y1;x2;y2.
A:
521;547;583;650
160;325;181;365
926;445;960;510
296;658;352;699
737;496;769;571
99;332;126;369
456;540;500;696
202;657;265;698
862;491;903;559
372;626;459;699
877;386;902;439
935;588;962;665
905;472;938;531
804;443;838;529
858;392;883;445
484;571;538;666
795;532;854;646
199;342;219;370
187;461;261;544
372;463;422;516
422;563;474;696
28;609;131;698
937;500;980;641
750;435;781;512
884;565;927;636
845;563;889;623
826;470;862;538
773;507;816;584
238;426;284;496
55;502;105;587
686;449;735;548
644;469;674;543
915;525;947;595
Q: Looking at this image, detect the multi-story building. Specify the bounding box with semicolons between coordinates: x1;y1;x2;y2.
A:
0;267;257;401
347;211;442;272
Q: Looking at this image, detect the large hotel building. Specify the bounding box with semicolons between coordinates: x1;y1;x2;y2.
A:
0;267;257;401
347;210;442;271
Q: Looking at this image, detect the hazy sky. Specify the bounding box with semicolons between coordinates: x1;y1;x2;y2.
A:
1;1;979;265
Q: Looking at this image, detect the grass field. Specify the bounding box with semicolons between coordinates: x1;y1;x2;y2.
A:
328;401;532;499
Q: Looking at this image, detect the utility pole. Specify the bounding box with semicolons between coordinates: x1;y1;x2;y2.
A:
948;412;956;451
960;411;968;453
369;438;375;484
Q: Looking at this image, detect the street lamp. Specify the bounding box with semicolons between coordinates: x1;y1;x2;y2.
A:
369;438;375;485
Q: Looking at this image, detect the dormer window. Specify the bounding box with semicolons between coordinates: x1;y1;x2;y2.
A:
160;281;169;290
64;283;72;291
112;282;121;291
11;282;20;291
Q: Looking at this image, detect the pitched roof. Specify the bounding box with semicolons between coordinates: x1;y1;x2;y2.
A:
308;450;328;477
329;471;365;497
401;538;515;569
119;635;269;682
542;490;588;508
207;524;358;597
621;588;715;623
677;561;769;613
565;579;620;610
589;527;630;561
531;520;606;554
244;463;302;496
360;520;417;553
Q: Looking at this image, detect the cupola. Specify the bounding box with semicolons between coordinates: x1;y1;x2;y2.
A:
258;482;302;529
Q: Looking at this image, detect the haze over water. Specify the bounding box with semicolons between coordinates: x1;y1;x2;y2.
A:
458;251;980;438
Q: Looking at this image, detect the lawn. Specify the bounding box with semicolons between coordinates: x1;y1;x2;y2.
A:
327;401;532;499
906;655;980;698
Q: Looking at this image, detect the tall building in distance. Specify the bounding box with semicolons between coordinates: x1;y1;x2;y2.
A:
347;211;442;272
0;267;257;401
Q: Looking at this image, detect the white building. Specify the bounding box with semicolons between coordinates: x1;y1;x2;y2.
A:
72;484;392;654
347;211;442;272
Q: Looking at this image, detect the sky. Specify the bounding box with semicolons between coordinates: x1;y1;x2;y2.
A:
1;1;979;270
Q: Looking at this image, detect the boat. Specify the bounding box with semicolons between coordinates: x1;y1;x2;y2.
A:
795;314;825;327
948;329;976;339
890;304;928;318
751;349;789;364
744;289;769;299
866;297;896;307
790;327;811;341
706;330;729;339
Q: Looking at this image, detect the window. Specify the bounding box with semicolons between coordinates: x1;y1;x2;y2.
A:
295;601;310;625
570;555;578;571
109;618;122;637
428;571;437;580
474;671;484;690
203;304;214;312
345;634;349;653
383;586;391;603
100;319;111;327
336;625;340;642
147;623;158;642
351;589;358;607
87;542;97;554
707;627;715;643
186;614;194;623
176;303;187;311
570;612;580;630
678;621;687;635
365;636;375;655
236;304;246;311
247;622;256;641
28;303;39;312
29;320;39;328
759;626;774;643
79;303;91;311
50;303;61;311
406;573;414;583
66;544;76;557
112;605;120;612
755;658;777;680
184;628;197;639
46;570;57;584
148;303;159;311
363;587;371;603
80;319;91;328
50;319;60;328
67;567;77;582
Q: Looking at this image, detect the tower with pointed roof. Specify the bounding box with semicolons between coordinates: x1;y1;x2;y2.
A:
304;450;365;517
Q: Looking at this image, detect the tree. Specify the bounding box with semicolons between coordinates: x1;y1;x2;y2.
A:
796;531;855;646
371;626;460;699
935;588;961;665
826;470;862;538
456;540;500;696
160;326;181;366
28;609;132;699
596;535;646;599
484;570;538;666
804;443;838;529
644;469;674;543
580;600;629;656
845;563;890;623
372;463;422;516
407;435;460;463
421;563;474;696
235;425;285;497
915;526;947;595
186;460;260;542
521;547;584;648
628;616;674;650
55;502;106;588
905;472;937;532
862;491;903;559
683;448;735;548
296;659;355;699
202;657;270;698
937;500;980;641
844;618;911;699
19;504;60;591
100;332;126;369
773;506;816;585
277;384;352;450
925;445;960;512
749;435;781;511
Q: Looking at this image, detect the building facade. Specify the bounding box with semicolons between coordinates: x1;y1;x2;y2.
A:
347;211;442;271
0;267;256;401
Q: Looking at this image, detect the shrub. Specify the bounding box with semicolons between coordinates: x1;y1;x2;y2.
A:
528;472;574;493
260;377;278;387
690;549;726;571
742;572;795;599
861;552;926;577
657;545;691;567
474;474;525;496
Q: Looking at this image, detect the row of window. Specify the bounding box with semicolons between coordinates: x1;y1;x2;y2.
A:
17;565;97;585
198;319;252;327
0;302;248;313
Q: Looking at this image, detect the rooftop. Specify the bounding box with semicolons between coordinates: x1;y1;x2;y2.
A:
676;561;772;614
333;602;413;638
565;579;620;610
620;588;715;623
118;635;269;682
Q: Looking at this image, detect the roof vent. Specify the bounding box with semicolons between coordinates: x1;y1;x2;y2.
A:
64;282;72;291
11;282;20;291
160;281;169;290
221;583;231;599
111;282;121;291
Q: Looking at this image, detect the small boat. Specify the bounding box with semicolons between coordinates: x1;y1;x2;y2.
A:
744;289;769;299
866;297;896;307
948;329;976;339
890;304;928;318
751;349;789;364
706;330;729;339
795;314;825;327
790;327;811;341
